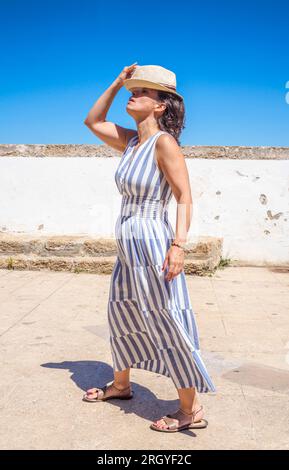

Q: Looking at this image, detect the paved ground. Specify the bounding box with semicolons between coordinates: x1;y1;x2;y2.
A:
0;266;288;450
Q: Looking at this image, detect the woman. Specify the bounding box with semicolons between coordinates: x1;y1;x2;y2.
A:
83;63;216;433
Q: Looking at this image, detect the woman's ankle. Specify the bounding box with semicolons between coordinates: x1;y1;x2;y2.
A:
112;381;131;390
179;399;202;415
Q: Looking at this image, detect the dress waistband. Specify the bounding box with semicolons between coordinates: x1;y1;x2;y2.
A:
120;195;169;219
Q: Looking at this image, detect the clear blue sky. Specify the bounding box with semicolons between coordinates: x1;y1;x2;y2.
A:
1;0;288;146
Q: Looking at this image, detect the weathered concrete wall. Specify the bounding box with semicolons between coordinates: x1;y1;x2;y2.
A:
0;144;289;265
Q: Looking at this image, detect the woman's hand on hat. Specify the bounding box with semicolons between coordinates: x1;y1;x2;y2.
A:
117;63;138;85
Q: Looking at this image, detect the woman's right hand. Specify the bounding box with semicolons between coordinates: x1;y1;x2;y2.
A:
116;62;138;86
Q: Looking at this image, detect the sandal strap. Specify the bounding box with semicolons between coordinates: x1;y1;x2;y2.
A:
162;415;179;430
154;406;204;430
85;383;131;400
97;386;106;399
179;405;203;417
101;383;131;398
111;382;131;392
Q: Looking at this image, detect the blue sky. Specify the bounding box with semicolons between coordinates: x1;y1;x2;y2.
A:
1;0;288;146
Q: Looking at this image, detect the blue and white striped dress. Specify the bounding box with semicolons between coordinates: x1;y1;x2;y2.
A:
107;130;216;393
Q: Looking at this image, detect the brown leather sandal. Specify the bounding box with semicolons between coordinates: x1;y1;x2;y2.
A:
150;406;208;432
82;382;134;402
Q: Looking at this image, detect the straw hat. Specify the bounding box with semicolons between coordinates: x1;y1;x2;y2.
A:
123;65;183;100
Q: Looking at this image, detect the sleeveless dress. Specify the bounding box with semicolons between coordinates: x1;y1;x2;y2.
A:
107;130;216;393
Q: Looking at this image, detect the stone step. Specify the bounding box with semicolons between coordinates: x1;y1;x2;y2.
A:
0;234;223;275
0;234;117;257
0;253;218;275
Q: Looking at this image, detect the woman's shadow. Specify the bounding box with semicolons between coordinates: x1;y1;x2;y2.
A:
41;360;188;428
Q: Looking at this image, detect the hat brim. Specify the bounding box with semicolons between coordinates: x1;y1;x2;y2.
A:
123;78;183;100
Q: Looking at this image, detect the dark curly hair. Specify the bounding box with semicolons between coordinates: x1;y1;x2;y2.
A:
156;91;186;146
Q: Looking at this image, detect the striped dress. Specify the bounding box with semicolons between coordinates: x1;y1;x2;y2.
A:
107;130;216;393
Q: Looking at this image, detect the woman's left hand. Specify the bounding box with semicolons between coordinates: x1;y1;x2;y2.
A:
162;245;184;281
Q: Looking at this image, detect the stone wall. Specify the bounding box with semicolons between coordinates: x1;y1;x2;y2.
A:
0;144;289;265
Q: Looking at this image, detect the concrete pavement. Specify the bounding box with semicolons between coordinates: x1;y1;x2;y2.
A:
0;266;288;450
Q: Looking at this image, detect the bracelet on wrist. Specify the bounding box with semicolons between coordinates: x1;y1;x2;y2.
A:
171;241;185;250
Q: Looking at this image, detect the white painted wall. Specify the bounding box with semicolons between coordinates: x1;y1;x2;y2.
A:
1;156;289;264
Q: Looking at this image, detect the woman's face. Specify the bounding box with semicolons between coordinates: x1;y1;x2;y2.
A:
126;87;165;118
